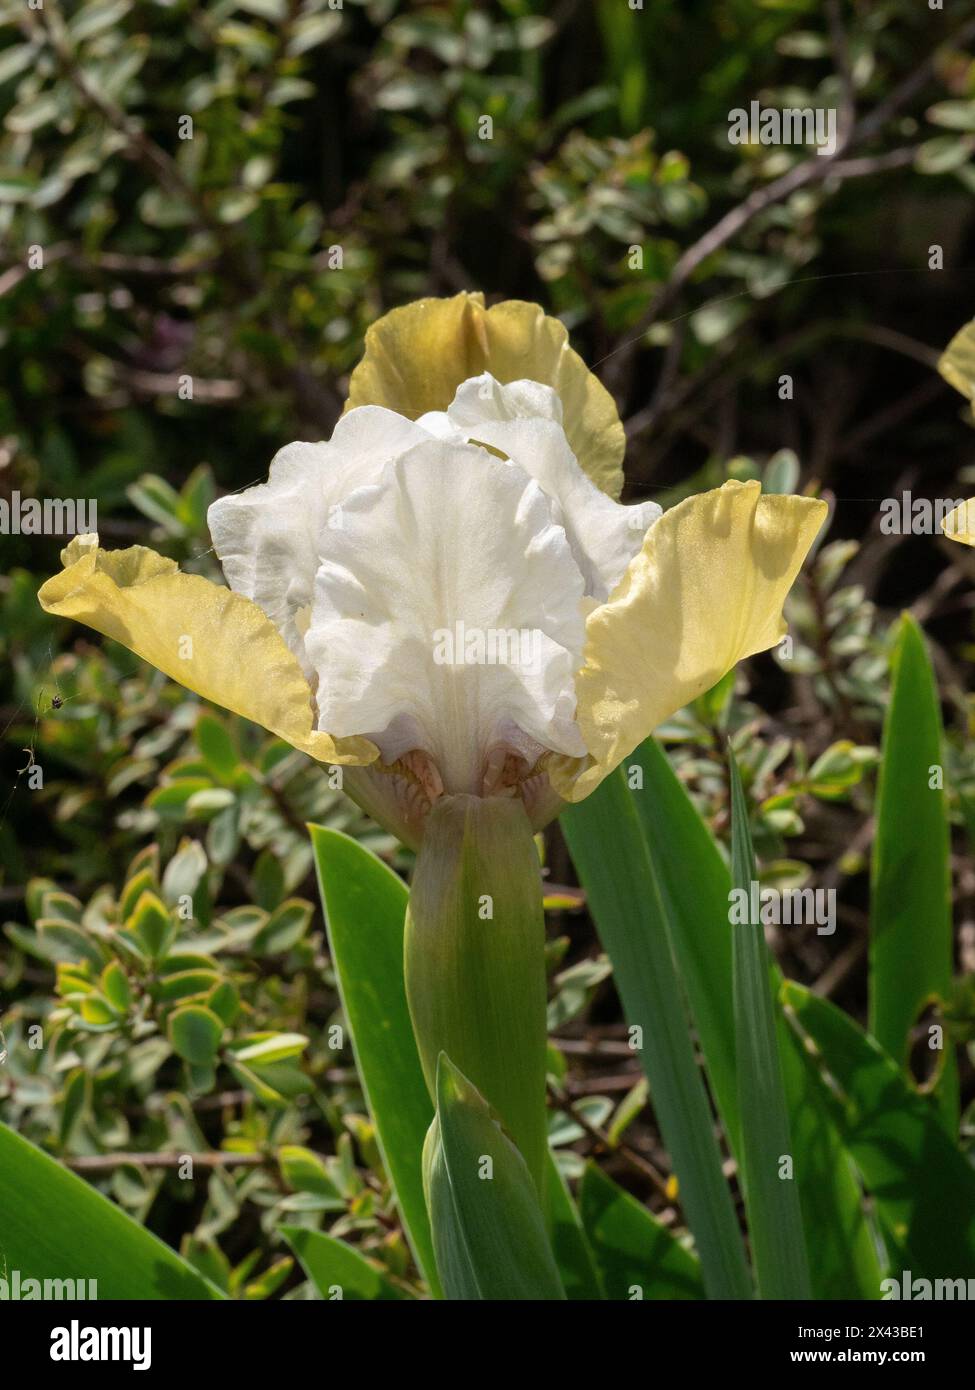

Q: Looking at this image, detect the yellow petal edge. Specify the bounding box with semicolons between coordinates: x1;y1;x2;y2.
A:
550;480;829;802
37;537;378;767
942;499;975;547
939;318;975;403
937;321;975;544
346;291;626;499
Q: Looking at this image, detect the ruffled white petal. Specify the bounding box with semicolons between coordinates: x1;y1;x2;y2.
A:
304;438;587;795
207;407;431;662
450;375;565;429
414;410;462;439
437;374;661;602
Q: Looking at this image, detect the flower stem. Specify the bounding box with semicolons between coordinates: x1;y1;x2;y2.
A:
404;794;548;1195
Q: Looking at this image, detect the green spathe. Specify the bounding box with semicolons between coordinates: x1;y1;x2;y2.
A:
422;1055;565;1301
404;793;548;1194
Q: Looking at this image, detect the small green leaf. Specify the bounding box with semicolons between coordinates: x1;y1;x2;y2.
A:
70;0;134;42
80;994;116;1027
156;969;221;1002
252;899;312;955
36;919;104;970
237;0;287;19
128;890;176;960
59;1068;90;1148
282;1226;405;1300
230;1031;307;1065
763;448;800;495
138;186;194;228
119;866;158;921
147;779;212;814
169;1005;224;1065
0;44;38;86
926;99;975;132
126;473;182;531
25;878;60;924
161;839;208;913
277;1146;343;1203
606;1077;649;1147
207;980;240;1025
36;890;82;924
915;135;975;175
252;850;285;911
181;1237;231;1293
195;715;238;781
214;187;259;224
243;1256;293;1300
226;1059;287;1105
286;11;342;56
5;93;60;135
100;962;131;1012
186;787;237;816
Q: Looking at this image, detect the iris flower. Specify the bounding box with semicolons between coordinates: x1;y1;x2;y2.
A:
39;293;826;846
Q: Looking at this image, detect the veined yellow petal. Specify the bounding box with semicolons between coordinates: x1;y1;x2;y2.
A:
37;539;378;766
345;291;625;498
936;323;974;541
942;498;975;547
939;318;975;402
549;480;828;801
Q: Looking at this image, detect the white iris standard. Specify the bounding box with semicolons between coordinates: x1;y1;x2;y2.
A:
207;374;660;805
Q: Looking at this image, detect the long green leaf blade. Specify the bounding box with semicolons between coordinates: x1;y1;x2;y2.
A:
728;751;810;1299
870;614;957;1127
544;1154;604;1300
783;981;975;1281
425;1055;566;1301
309;824;439;1294
627;737;882;1300
561;770;752;1300
0;1122;222;1300
579;1162;704;1300
628;740;741;1151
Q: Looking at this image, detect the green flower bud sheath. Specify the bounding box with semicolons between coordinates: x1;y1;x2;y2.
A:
404;793;548;1196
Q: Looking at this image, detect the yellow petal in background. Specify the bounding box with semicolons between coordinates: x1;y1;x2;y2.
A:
346;291;626;498
550;480;828;801
37;541;378;766
942;498;975;547
939;318;975;402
